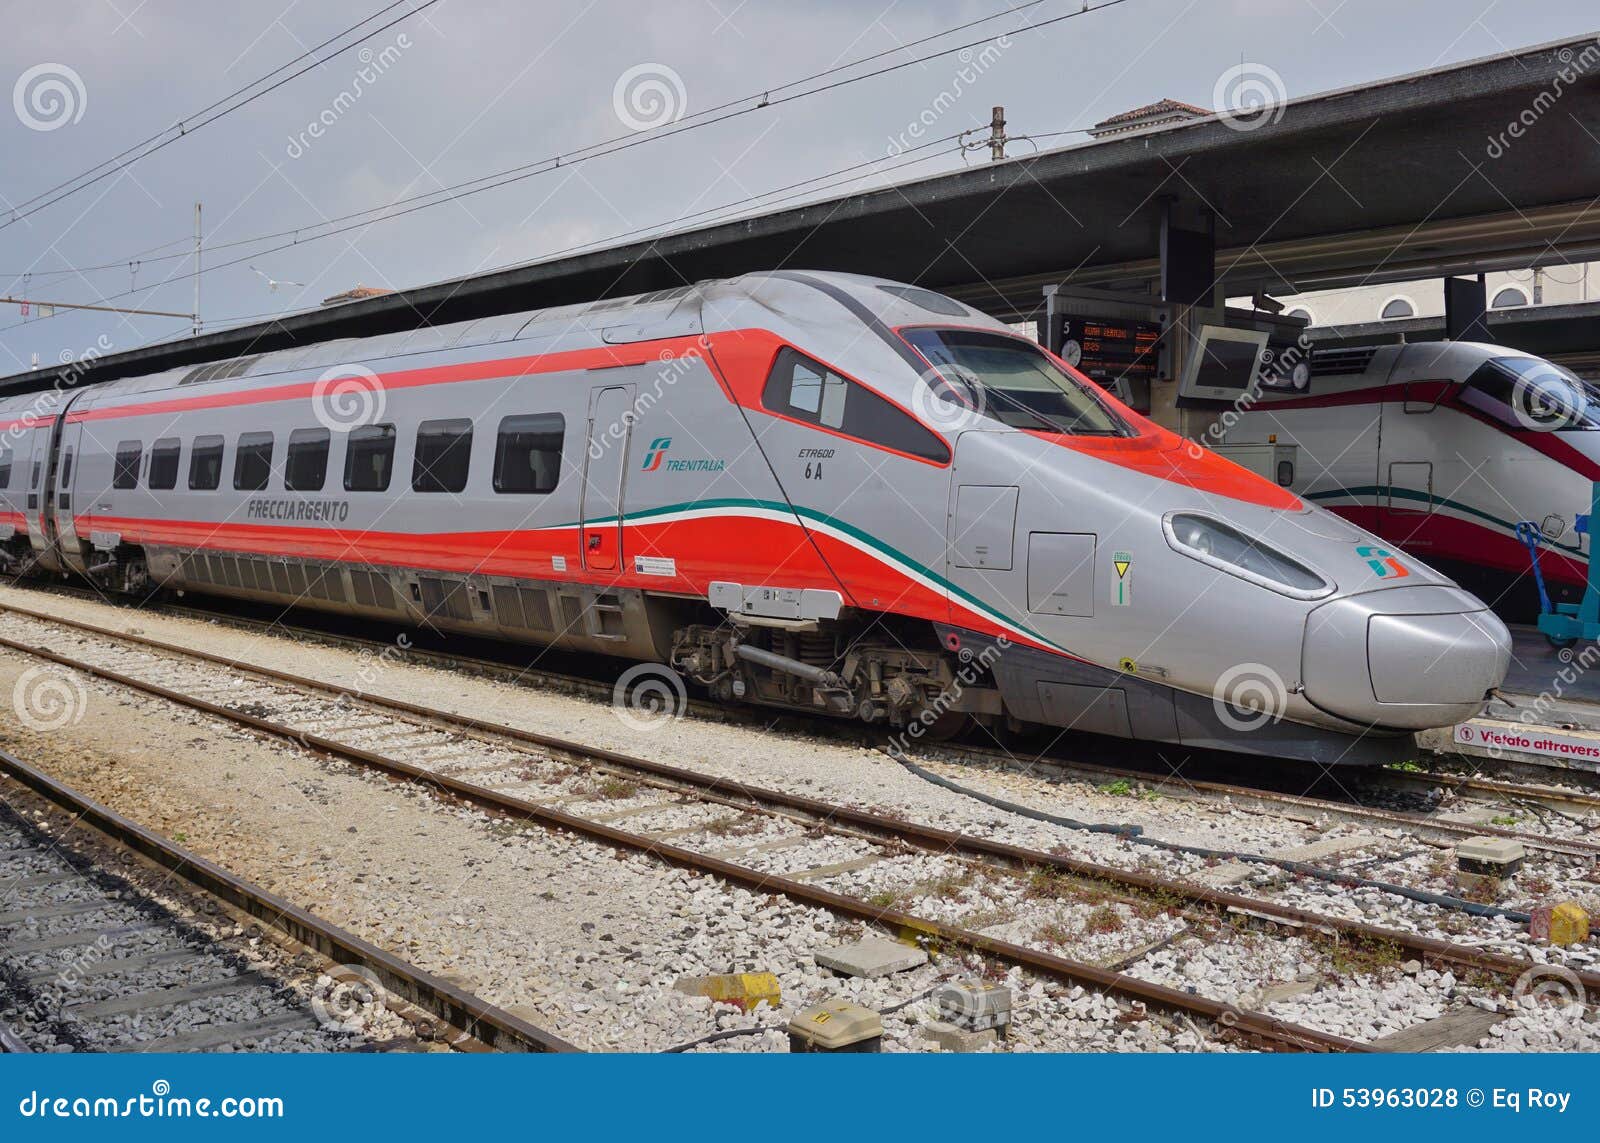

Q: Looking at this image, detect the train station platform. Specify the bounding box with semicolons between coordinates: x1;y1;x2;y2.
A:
1419;625;1600;774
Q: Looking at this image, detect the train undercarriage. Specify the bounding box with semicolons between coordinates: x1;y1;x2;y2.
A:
8;537;1002;740
671;615;1003;739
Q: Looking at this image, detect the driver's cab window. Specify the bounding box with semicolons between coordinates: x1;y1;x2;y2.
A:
1461;357;1600;431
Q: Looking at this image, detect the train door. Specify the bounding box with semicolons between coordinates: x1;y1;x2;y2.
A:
945;430;1026;623
1377;385;1470;556
20;421;52;565
581;384;634;572
51;415;86;570
1380;459;1435;548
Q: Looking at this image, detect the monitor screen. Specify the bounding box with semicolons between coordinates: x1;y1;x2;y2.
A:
1194;336;1262;391
1177;326;1270;400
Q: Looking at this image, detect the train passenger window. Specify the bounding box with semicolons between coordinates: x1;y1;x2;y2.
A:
60;450;73;488
285;428;331;492
0;449;10;489
233;432;274;491
412;419;473;493
112;442;140;490
761;347;951;463
148;438;181;491
492;414;564;494
189;436;224;490
344;424;396;492
787;360;846;424
31;461;41;488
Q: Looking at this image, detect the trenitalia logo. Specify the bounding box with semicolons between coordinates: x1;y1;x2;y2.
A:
640;438;725;473
642;437;671;471
1356;544;1410;579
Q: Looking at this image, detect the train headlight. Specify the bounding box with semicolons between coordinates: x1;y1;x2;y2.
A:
1163;513;1334;600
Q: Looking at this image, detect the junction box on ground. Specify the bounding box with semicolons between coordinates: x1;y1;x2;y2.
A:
787;1001;883;1053
933;980;1012;1034
1455;837;1526;876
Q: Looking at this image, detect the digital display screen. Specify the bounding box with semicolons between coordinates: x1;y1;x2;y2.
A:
1192;336;1262;391
1060;317;1163;385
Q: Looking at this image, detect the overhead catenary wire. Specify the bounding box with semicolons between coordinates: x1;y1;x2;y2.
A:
0;0;1134;335
0;130;965;343
0;234;196;284
0;0;445;233
3;0;1066;280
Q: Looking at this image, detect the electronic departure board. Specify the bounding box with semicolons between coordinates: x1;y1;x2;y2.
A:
1057;317;1164;387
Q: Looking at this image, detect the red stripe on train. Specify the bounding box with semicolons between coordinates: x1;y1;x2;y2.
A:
73;509;1068;659
1263;381;1600;482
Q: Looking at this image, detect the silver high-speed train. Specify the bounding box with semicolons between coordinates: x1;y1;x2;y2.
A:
0;272;1511;764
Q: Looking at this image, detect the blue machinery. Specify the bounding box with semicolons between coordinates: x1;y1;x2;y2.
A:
1518;481;1600;647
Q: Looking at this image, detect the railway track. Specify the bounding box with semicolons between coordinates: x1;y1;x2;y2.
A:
0;751;575;1054
2;589;1595;864
924;742;1600;860
1;598;1593;1052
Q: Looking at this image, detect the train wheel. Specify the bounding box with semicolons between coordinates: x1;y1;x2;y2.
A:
917;709;970;742
1546;632;1577;651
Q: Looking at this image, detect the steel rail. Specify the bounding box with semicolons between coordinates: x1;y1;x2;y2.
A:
930;741;1600;860
0;749;578;1054
0;627;1361;1052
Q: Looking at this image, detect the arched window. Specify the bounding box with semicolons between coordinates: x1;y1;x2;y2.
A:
1380;297;1415;320
1287;307;1313;324
1491;286;1529;308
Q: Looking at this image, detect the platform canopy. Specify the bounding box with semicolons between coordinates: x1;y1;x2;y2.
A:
4;32;1599;398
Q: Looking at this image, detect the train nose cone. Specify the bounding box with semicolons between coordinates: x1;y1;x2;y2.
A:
1302;586;1511;730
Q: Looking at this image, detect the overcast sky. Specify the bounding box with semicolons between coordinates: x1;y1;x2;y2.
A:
1;0;1595;373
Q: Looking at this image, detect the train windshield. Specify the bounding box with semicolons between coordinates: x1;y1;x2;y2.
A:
1465;356;1600;430
901;328;1128;436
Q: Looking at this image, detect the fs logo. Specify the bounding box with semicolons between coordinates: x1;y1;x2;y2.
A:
642;437;672;471
1357;544;1410;579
